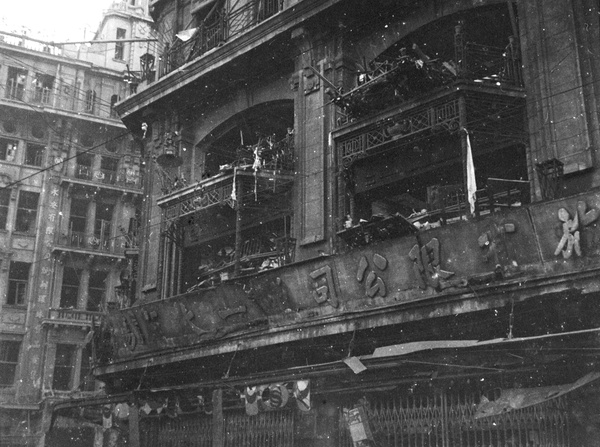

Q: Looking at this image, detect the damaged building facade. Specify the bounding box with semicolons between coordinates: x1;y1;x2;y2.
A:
62;0;600;445
0;1;156;445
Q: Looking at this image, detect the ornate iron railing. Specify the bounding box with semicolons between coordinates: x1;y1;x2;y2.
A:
337;98;460;168
334;37;523;127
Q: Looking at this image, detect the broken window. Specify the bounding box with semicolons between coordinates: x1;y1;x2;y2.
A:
75;151;93;180
87;271;107;312
60;267;81;308
95;202;114;250
100;156;119;184
0;341;20;387
5;67;27;101
115;28;126;60
14;191;39;234
33;73;54;104
79;344;94;391
24;143;44;166
52;344;76;391
6;262;30;306
0;138;17;161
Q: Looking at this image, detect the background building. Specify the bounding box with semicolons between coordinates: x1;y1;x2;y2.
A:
0;1;155;446
52;0;600;446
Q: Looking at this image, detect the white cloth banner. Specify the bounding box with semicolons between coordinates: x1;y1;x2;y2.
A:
465;130;477;214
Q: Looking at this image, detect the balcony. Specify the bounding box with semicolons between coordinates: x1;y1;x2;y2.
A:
332;29;522;127
1;82;124;123
53;229;127;259
156;131;295;290
42;308;102;328
160;0;285;78
70;165;141;190
333;82;528;238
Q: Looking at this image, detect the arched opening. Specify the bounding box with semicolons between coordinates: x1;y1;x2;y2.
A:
163;100;296;296
195;100;294;179
337;4;528;234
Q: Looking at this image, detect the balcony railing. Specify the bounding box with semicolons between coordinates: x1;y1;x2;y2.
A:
1;82;123;122
54;230;126;255
71;165;141;189
160;164;294;222
43;308;103;327
160;0;284;78
334;85;529;238
75;164;93;181
333;36;523;127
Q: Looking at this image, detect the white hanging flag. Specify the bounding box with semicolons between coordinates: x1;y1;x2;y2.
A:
176;28;199;42
465;129;477;214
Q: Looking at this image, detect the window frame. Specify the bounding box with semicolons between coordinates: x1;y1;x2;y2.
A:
87;270;107;312
84;90;97;114
0;137;18;162
0;340;21;388
75;151;94;180
6;261;30;306
33;73;54;104
6;66;27;101
0;188;10;230
52;344;77;391
60;267;81;309
24;142;45;166
14;191;39;234
115;28;126;61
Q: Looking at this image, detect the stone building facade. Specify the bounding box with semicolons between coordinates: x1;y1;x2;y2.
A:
53;1;600;446
0;1;155;445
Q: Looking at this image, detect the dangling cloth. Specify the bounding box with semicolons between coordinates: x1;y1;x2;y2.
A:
465;129;477;214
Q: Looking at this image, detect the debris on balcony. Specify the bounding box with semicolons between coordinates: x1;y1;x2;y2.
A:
329;44;457;122
332;26;522;126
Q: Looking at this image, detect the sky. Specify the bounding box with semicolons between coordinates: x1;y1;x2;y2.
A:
1;0;116;42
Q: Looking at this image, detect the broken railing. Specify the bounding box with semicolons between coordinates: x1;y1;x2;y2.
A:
338;179;530;248
334;34;523;126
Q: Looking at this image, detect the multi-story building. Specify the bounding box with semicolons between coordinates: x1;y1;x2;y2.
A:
52;0;600;446
0;2;155;446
